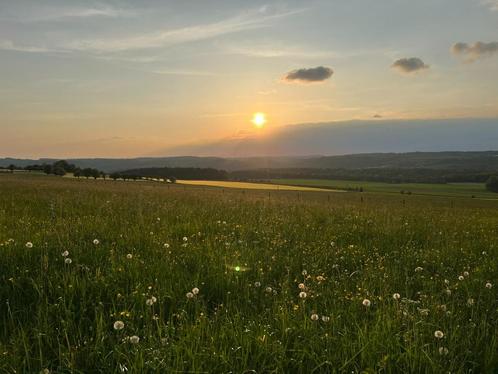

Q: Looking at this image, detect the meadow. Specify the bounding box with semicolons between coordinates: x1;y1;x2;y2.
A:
270;179;498;200
1;174;498;373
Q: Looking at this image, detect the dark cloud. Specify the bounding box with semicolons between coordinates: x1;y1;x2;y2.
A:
282;66;333;83
391;57;429;74
452;41;498;62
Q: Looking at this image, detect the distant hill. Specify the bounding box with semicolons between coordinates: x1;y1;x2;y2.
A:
2;151;498;173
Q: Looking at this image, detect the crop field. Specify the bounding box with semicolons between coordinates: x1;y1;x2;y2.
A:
1;174;498;373
270;179;498;200
177;179;339;192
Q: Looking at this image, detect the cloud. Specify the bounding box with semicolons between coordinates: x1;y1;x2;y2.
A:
0;40;54;53
282;66;334;84
451;41;498;62
391;57;429;74
64;8;304;53
483;0;498;11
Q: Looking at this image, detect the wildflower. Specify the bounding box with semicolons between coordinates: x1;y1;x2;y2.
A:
62;251;69;257
192;287;199;295
321;316;330;322
146;296;157;306
467;298;474;306
439;347;449;355
126;253;133;259
362;299;371;307
298;283;306;290
265;286;273;293
25;242;33;248
186;292;194;299
93;239;100;245
458;275;464;281
418;308;429;316
163;243;170;248
316;275;326;282
463;271;469;277
182;237;188;242
64;258;72;264
392;293;401;300
129;335;140;344
486;282;492;289
415;267;423;272
310;313;319;321
254;281;261;287
434;330;444;339
299;291;307;299
113;320;125;330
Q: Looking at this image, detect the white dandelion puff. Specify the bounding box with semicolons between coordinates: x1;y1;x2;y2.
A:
392;293;401;300
93;239;100;245
186;292;194;299
113;320;125;330
299;291;307;299
362;299;371;307
25;242;33;248
192;287;199;295
485;282;492;289
434;330;444;339
310;313;319;321
64;258;72;264
129;335;140;344
62;251;69;257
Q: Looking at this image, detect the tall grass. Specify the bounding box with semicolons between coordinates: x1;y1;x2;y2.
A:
1;175;497;373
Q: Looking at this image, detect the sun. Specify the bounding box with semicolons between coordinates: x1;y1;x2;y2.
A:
251;112;267;128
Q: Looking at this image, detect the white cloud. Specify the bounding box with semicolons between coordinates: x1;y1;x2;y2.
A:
63;8;305;53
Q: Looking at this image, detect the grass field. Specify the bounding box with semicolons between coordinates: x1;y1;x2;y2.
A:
177;179;340;192
1;174;498;373
270;179;498;200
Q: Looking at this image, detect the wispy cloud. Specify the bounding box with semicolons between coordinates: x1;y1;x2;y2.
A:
63;8;305;53
219;42;335;59
452;41;498;62
15;5;135;22
0;40;55;53
482;0;498;11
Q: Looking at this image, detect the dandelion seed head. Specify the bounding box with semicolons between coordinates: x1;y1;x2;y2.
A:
113;320;125;330
392;293;401;300
310;313;319;321
362;299;371;307
299;291;307;299
434;330;444;339
64;258;72;264
25;242;33;248
129;335;140;344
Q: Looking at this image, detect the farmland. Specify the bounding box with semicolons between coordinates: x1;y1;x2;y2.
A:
270;179;498;200
1;174;498;373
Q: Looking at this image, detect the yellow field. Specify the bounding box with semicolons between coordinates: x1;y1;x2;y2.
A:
177;179;342;192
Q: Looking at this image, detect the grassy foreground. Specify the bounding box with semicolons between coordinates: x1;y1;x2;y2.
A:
1;174;498;373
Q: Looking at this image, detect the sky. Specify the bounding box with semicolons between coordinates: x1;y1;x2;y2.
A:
1;0;497;158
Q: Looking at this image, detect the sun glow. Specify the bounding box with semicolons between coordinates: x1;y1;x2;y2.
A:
251;112;267;128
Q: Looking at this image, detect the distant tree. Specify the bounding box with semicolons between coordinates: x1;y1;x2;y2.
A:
52;166;66;176
486;176;498;193
74;168;82;178
43;164;52;174
110;173;119;180
169;176;177;183
8;164;15;173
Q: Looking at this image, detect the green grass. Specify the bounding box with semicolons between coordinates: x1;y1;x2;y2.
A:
1;174;498;373
270;179;498;199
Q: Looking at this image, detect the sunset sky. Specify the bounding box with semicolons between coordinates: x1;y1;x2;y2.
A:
1;0;497;158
